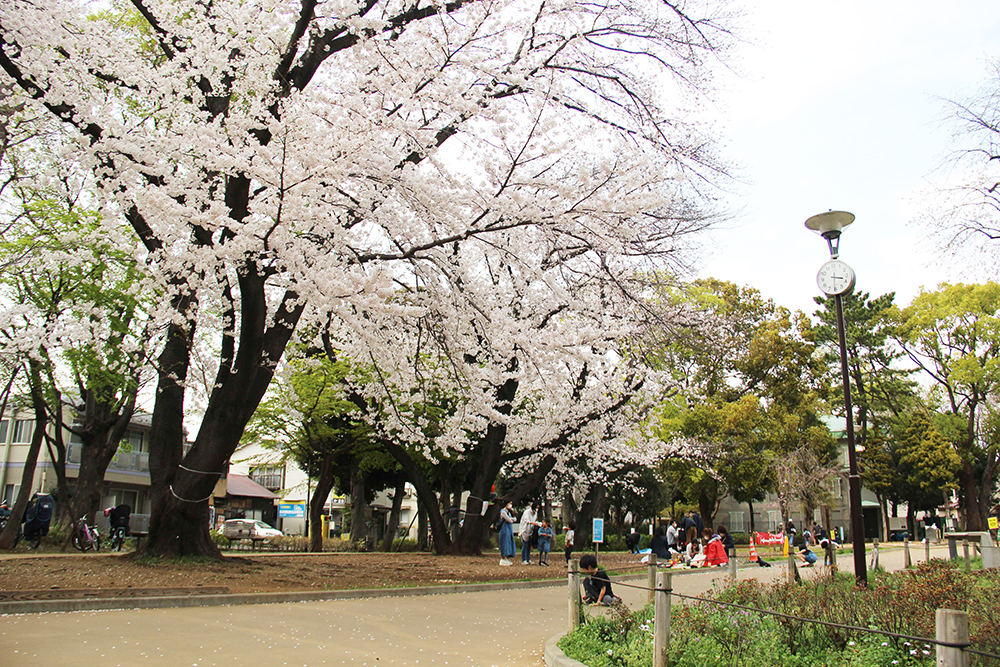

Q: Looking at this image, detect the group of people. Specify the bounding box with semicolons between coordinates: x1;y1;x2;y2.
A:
496;501;570;566
637;510;734;568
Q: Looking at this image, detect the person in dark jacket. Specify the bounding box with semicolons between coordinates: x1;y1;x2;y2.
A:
625;528;641;554
717;524;735;556
650;527;671;559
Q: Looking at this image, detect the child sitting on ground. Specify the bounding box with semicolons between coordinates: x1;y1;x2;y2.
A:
580;554;621;606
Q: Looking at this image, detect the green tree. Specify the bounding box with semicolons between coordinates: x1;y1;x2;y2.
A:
653;280;834;531
891;282;1000;530
895;411;960;536
813;290;921;538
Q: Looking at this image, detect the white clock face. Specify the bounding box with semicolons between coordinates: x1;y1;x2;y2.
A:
816;260;856;296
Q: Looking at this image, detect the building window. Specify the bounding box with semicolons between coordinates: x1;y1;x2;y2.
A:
250;464;284;491
11;420;33;444
728;511;745;533
2;484;15;504
830;477;843;499
122;429;144;452
0;420;7;443
767;510;781;533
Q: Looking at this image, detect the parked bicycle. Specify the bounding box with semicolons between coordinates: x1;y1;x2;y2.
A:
72;515;101;552
14;494;54;549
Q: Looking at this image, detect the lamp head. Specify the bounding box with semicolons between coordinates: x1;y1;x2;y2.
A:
805;210;855;257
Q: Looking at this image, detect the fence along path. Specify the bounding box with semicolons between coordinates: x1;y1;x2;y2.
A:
566;546;998;667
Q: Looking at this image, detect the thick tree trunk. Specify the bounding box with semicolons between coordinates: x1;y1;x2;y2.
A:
349;462;369;550
309;458;336;552
143;271;303;559
380;477;406;551
575;483;607;546
417;496;428;551
959;461;982;530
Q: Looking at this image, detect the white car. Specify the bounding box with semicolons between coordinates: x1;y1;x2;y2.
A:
223;519;283;542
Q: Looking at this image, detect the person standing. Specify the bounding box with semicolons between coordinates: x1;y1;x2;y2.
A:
498;502;516;566
519;502;540;565
690;510;704;534
537;520;554;565
564;522;576;563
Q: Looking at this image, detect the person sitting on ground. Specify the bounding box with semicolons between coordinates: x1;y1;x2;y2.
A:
717;524;735;556
703;528;729;567
665;519;679;551
650;526;671;559
684;526;704;566
797;544;818;566
580;553;621;606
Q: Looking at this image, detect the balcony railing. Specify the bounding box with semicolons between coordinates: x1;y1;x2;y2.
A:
67;444;150;473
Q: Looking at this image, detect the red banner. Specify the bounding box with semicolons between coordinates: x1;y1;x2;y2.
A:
755;531;785;546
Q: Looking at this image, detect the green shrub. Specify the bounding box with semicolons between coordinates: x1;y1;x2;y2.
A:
559;560;1000;666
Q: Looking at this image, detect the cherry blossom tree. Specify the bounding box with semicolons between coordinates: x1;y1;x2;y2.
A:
0;0;735;556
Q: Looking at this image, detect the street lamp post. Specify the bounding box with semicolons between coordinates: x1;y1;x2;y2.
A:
805;210;868;587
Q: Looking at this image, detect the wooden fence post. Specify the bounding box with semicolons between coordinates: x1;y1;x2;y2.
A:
568;559;581;630
870;539;880;570
936;608;970;667
727;547;737;581
904;538;911;568
962;540;970;571
653;571;672;667
647;554;657;604
925;536;930;563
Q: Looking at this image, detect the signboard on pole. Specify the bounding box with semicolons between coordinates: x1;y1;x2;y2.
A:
593;518;604;543
278;503;306;518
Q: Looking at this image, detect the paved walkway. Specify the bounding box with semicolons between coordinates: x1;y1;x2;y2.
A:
0;543;953;667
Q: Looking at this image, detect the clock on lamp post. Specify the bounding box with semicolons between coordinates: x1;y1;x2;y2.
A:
817;259;856;296
805;210;868;587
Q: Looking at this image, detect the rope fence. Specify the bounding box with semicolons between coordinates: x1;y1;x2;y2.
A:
566;556;1000;667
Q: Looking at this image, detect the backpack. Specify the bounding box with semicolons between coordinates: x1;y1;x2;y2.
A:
492;515;505;531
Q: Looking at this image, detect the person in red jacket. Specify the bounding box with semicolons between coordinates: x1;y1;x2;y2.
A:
703;528;729;566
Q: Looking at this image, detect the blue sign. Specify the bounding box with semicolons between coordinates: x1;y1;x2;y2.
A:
593;518;605;543
278;503;306;518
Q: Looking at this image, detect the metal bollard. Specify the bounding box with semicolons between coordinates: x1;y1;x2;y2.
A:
653;571;672;667
962;540;970;572
727;547;737;581
904;538;911;568
936;608;970;667
568;559;581;629
647;553;658;604
870;539;880;570
926;535;930;563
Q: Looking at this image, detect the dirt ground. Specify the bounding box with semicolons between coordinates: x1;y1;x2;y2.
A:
0;549;639;601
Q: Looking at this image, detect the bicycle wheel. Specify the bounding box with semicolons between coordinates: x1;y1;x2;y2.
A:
111;531;123;551
94;534;101;551
72;532;85;551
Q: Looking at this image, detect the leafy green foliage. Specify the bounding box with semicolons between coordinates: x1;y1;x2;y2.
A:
559;561;1000;666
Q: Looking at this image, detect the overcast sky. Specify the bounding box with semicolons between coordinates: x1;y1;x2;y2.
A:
696;0;1000;316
